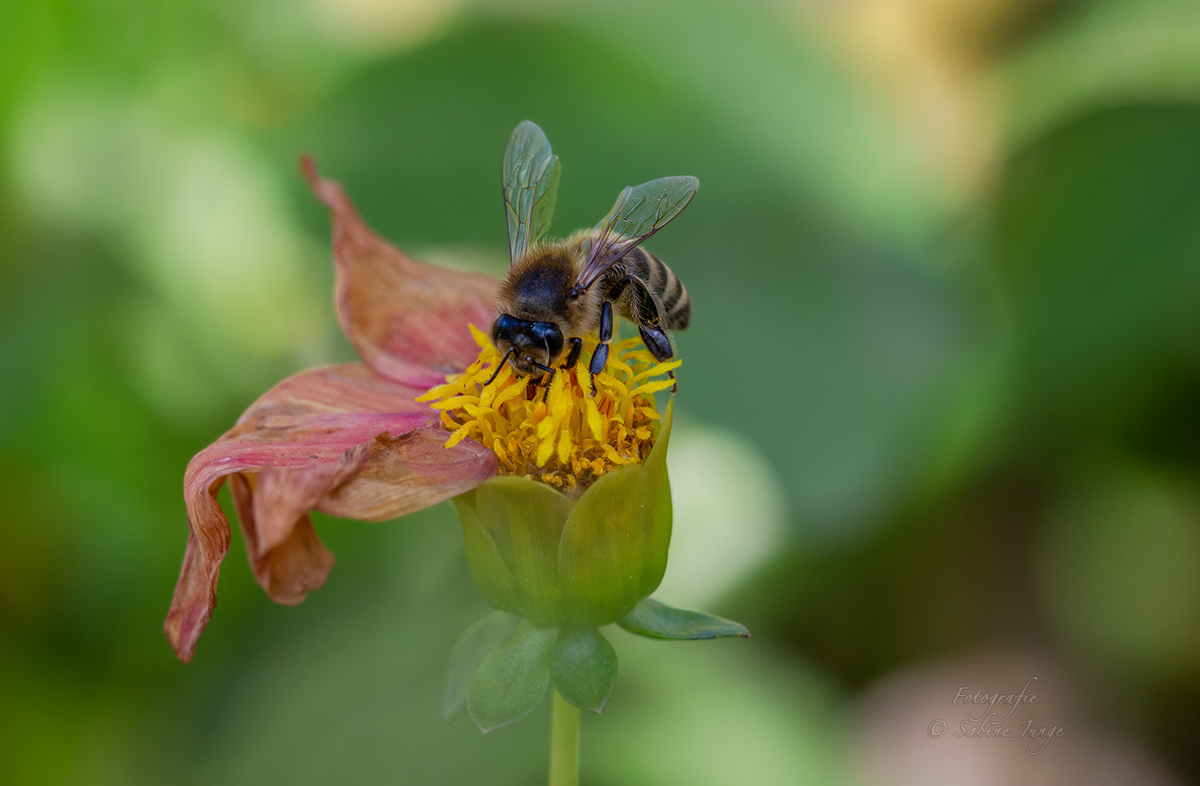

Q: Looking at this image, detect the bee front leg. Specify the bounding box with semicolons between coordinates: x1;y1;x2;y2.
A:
562;337;582;370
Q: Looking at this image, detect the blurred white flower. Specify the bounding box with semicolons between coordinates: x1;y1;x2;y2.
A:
658;419;788;607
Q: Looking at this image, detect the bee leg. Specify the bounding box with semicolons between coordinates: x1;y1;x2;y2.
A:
562;337;582;370
587;343;609;395
530;361;554;391
638;324;673;362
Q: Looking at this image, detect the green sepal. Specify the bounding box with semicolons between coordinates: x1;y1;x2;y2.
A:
617;598;750;640
454;476;572;625
557;400;674;627
468;620;558;733
444;611;520;722
551;628;618;713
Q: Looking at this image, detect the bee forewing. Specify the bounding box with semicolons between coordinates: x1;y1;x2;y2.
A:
575;175;698;291
503;120;561;264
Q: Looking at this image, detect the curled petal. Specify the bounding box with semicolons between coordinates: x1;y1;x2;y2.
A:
230;473;332;607
164;364;498;663
301;156;500;384
228;442;370;606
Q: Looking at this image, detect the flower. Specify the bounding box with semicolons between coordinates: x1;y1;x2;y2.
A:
164;126;747;750
164;157;683;663
164;158;501;663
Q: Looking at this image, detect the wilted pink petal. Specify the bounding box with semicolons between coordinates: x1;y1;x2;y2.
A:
164;364;498;663
301;156;500;385
237;360;431;420
319;428;499;521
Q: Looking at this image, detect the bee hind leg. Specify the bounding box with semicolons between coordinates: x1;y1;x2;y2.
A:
638;324;673;362
638;324;677;393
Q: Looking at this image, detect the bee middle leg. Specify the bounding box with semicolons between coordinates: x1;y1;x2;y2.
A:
588;300;615;380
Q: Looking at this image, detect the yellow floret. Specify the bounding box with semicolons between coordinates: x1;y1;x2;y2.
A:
421;329;677;497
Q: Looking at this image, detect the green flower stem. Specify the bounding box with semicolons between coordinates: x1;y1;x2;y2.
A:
548;690;580;786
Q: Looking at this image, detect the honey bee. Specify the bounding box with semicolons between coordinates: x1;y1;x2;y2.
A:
488;121;696;387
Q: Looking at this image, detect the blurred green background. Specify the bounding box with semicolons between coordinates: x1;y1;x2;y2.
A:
3;0;1200;783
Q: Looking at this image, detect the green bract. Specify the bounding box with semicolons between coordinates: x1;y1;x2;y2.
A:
617;597;750;640
454;402;674;629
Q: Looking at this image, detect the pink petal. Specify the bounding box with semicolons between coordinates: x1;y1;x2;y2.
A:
236;360;432;421
164;364;497;663
301;156;500;385
319;428;499;521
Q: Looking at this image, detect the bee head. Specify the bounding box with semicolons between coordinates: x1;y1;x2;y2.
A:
491;314;564;377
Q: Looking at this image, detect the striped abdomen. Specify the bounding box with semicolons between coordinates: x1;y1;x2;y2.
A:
612;247;691;331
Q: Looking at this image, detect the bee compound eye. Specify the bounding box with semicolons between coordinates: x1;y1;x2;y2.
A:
532;321;563;359
493;314;520;343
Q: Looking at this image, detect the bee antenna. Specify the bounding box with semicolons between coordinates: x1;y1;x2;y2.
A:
483;349;513;387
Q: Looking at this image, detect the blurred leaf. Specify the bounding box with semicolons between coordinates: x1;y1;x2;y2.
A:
992;103;1200;440
468;621;556;733
550;628;617;714
618;598;749;641
1037;466;1200;678
563;0;949;246
444;611;520;722
1006;0;1200;147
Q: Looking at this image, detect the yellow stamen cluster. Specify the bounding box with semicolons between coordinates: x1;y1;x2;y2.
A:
417;325;680;496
